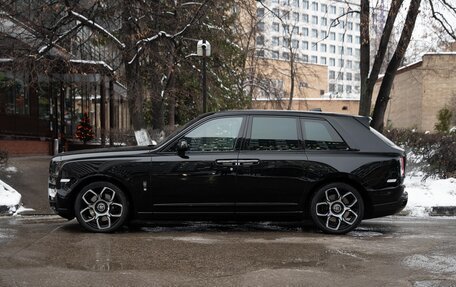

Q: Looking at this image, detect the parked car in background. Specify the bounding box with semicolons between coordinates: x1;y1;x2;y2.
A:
49;110;407;234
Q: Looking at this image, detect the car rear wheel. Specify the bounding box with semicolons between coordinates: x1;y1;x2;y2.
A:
75;181;129;233
310;183;364;234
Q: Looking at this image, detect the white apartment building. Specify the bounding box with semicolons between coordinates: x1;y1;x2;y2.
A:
255;0;361;98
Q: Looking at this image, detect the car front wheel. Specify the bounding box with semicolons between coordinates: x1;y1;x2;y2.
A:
75;181;129;233
310;183;364;234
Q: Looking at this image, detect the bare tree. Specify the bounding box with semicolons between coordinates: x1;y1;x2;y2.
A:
359;0;456;131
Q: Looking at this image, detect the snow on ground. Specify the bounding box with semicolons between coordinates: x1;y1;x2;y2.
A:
0;179;21;213
403;175;456;217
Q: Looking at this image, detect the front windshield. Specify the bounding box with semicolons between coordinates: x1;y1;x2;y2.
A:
153;113;211;147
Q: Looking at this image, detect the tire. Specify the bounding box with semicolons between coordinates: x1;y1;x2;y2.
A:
310;182;364;234
74;181;129;233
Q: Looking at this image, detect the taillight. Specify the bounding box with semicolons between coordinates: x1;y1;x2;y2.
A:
399;156;405;177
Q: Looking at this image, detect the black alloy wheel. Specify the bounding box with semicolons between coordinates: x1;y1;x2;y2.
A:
75;181;129;233
310;182;364;234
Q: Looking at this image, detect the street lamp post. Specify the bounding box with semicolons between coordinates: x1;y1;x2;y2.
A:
197;40;211;113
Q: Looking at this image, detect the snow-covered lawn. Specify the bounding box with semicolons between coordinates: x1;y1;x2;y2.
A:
403;175;456;217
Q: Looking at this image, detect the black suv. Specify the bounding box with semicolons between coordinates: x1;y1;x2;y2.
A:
49;110;407;234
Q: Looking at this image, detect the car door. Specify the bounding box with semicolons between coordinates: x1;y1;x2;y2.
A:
235;115;309;219
139;116;245;218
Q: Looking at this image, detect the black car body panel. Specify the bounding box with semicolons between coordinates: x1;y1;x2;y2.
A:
49;110;407;229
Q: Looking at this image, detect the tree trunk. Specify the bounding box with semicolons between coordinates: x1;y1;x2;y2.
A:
359;0;371;116
287;51;296;110
371;0;422;131
121;0;145;130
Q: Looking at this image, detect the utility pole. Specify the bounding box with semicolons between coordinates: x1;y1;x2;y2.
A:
197;40;211;113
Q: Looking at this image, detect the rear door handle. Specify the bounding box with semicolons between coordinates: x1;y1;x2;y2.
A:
238;159;260;166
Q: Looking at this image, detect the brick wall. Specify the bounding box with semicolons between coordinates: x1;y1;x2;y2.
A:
0;140;51;156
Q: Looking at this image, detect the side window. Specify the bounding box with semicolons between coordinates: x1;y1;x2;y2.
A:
246;116;300;151
178;117;243;152
301;118;349;150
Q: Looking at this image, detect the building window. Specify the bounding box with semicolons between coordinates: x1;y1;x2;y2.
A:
272;22;280;32
302;27;309;36
320;43;327;52
312;16;318;25
283;24;290;34
256;8;265;18
339;46;344;55
257;22;265;32
321;17;327;26
293;12;300;22
0;74;30;116
329;58;335;66
347;47;353;55
302;41;309;50
346;60;353;69
330;32;336;40
272;36;280;46
338;72;344;80
329;83;335;92
311;1;318;11
302;14;309;23
272;51;279;59
347;22;353;30
311;55;318;63
339;59;344;67
321;4;328;13
338;85;344;93
302;54;309;62
303;0;309;9
320;57;327;64
311;42;318;51
256;35;264;46
256;50;265;57
283;37;290;47
330;45;336;53
292;0;299;7
312;29;318;38
329;70;335;79
355;73;360;81
355;48;360;56
346;85;352;93
347;35;353;43
338;33;344;42
281;10;290;20
346;73;352;81
355;36;361;44
292;39;299;48
321;30;327;38
292;26;299;34
330;5;336;14
282;52;290;60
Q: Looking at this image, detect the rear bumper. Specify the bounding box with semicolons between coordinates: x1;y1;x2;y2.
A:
366;185;408;219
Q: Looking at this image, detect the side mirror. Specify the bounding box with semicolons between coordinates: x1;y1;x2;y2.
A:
177;139;189;156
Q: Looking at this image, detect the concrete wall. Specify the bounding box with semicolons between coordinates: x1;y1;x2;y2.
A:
373;53;456;132
253;98;360;115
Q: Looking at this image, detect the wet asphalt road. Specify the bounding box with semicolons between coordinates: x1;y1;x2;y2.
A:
0;216;456;287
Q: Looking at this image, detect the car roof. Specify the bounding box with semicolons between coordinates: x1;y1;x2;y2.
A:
210;109;370;127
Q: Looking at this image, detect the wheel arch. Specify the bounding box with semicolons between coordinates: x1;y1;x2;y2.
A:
303;174;372;219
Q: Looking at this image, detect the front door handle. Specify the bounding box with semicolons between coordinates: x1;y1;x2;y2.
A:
238;159;260;166
215;159;237;166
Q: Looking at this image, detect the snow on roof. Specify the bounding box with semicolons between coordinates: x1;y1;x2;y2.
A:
378;51;456;80
69;59;114;72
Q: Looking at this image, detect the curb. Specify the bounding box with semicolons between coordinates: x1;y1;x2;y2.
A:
430;206;456;216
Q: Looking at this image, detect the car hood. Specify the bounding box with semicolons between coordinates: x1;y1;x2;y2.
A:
52;145;156;162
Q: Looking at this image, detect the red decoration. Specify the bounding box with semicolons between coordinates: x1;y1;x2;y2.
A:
75;113;95;144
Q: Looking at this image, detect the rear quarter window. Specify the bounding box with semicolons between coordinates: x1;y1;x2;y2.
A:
301;118;349;150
